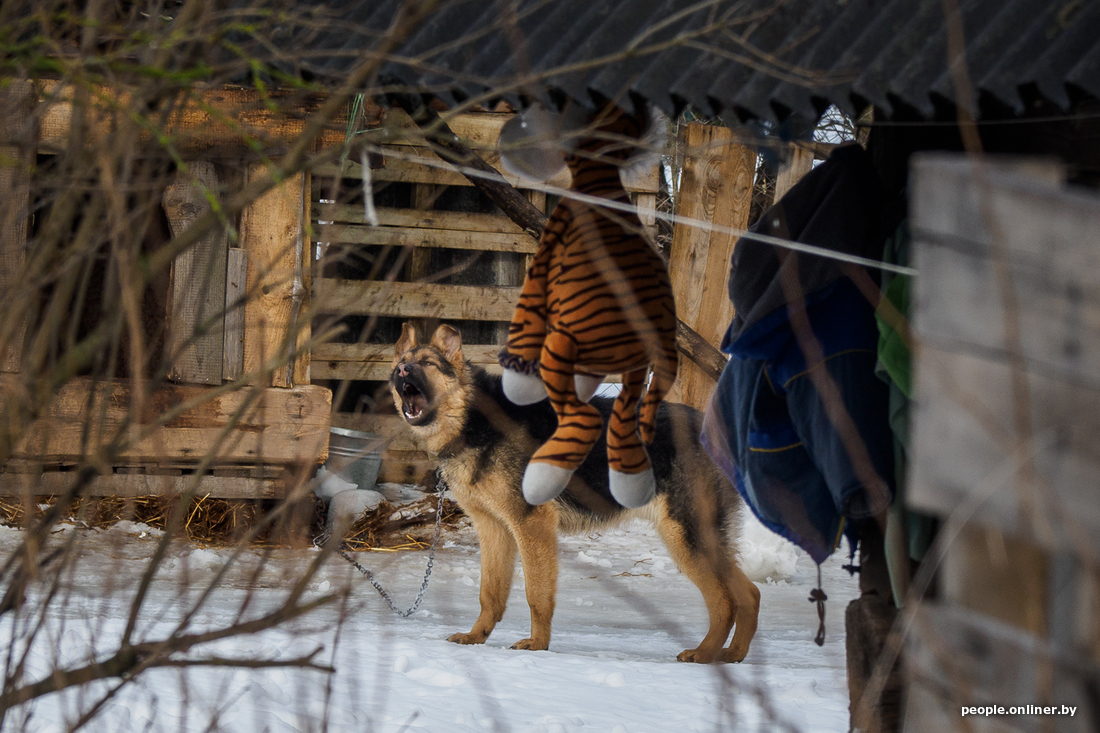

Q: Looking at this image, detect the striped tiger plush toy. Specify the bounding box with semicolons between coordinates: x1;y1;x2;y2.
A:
498;104;677;508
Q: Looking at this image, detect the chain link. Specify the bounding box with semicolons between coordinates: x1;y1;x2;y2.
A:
315;471;448;618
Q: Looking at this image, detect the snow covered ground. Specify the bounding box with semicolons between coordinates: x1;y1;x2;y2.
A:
0;492;858;732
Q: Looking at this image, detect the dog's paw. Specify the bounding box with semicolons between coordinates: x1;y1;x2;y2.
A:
676;647;721;664
447;632;487;645
609;467;656;508
510;638;549;651
502;369;548;405
722;643;750;663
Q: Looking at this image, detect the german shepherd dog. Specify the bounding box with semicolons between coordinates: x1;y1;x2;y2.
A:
390;323;760;663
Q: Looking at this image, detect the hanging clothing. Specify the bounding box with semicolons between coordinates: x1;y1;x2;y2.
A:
874;221;937;567
702;144;895;564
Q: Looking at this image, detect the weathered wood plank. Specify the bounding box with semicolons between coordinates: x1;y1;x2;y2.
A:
941;523;1048;636
314;224;537;254
909;155;1100;553
223;248;247;381
905;602;1098;732
314;279;520;321
666;123;751;409
376;108;510;149
0;80;35;373
315;342;502;365
37;81;376;157
241;164;304;387
2;376;331;465
315;151;656;194
315;360;494;382
292;173;312;386
908;344;1100;554
774;145;815;200
634;192;658;241
162;162;229;385
912;155;1100;384
315;204;526;234
0;471;284;499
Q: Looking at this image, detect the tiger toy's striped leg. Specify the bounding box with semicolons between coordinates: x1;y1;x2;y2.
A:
639;340;678;444
607;368;656;508
522;330;604;505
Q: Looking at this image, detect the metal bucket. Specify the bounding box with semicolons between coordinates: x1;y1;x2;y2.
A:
325;427;385;492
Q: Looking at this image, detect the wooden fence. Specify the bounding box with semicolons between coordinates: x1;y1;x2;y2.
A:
0;77;829;496
905;155;1100;731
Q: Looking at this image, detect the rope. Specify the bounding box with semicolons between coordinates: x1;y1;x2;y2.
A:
809;563;828;646
316;471;448;618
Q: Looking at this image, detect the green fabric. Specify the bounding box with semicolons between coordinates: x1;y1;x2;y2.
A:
876;273;912;399
874;220;937;569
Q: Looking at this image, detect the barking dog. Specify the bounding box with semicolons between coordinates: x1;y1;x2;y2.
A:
390;323;759;663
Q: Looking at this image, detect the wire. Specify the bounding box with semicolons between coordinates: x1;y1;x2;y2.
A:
340;140;919;277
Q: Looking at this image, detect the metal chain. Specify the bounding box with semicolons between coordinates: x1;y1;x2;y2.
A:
315;471;448;618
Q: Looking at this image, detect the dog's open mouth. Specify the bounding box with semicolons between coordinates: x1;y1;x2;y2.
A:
401;382;428;422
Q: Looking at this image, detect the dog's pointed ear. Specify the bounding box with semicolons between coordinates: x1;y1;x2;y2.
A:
394;322;418;363
430;324;463;363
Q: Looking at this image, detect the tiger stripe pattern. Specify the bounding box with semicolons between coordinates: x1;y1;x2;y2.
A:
499;106;678;508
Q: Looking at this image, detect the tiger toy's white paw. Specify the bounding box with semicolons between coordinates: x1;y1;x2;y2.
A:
522;462;574;505
609;468;656;508
574;374;604;403
502;369;548;405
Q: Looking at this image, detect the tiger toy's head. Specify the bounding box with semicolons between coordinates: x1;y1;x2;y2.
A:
498;101;665;183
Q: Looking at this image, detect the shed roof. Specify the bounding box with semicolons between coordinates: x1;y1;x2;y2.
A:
262;0;1100;123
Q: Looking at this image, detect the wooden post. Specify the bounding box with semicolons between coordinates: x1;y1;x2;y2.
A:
0;81;35;373
240;163;304;388
162;162;229;384
291;173;312;386
634;191;658;242
405;183;439;338
666;123;755;410
774;145;815;200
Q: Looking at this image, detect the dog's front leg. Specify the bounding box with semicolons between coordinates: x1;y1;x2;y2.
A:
509;507;558;651
449;513;517;645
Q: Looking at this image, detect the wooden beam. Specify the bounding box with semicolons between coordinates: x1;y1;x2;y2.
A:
37;81;380;158
0;80;34;373
315;224;537;254
3;376;331;465
241;164;304;387
0;471;284;499
162;162;229;385
315;204;526;234
314;279;520;321
666;123;752;409
315;342;501;366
